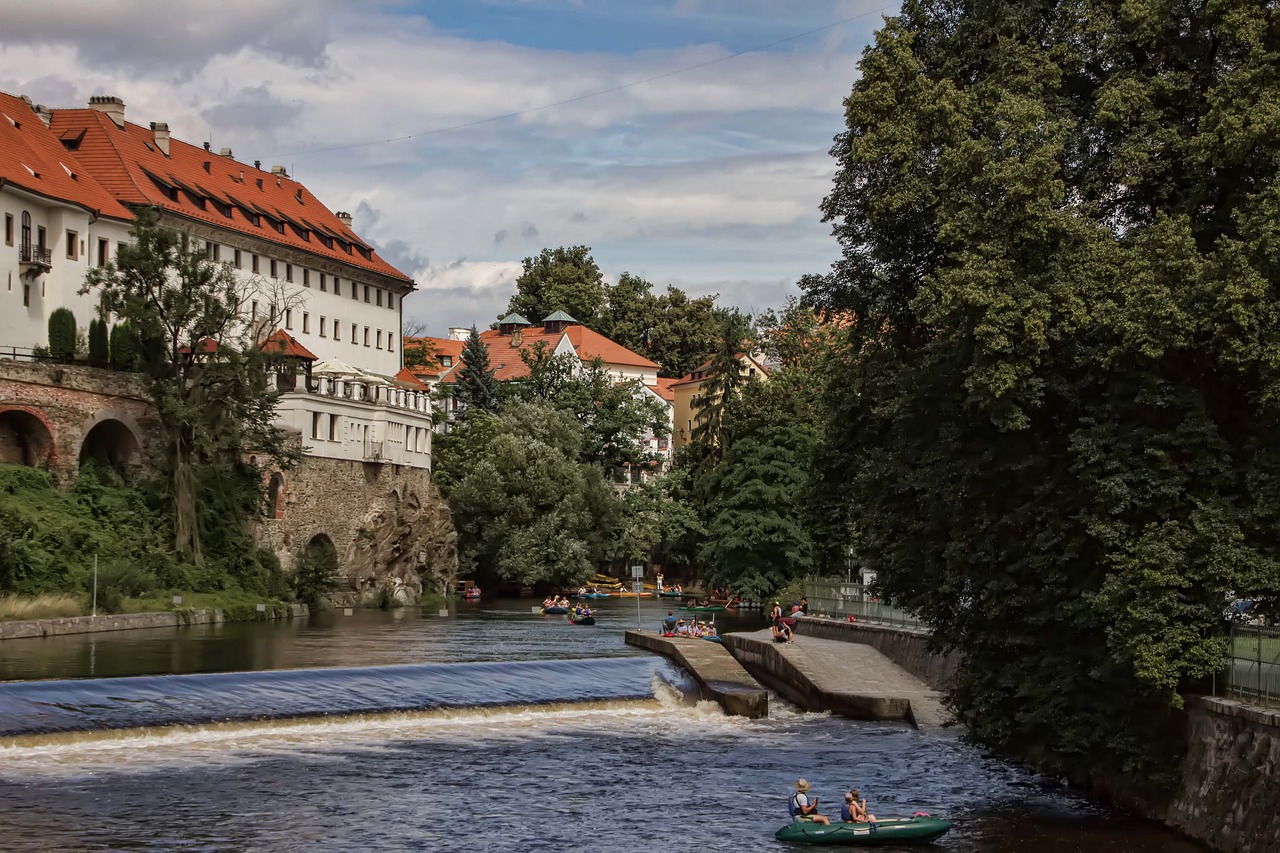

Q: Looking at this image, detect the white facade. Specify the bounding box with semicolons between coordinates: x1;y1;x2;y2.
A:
0;186;132;353
275;374;432;468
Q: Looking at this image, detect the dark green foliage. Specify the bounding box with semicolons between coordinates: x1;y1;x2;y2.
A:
596;274;721;379
805;0;1280;784
292;537;339;610
690;308;753;453
87;319;109;368
503;245;606;325
108;321;140;371
454;326;499;413
47;308;77;363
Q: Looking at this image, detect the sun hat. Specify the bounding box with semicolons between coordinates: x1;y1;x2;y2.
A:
795;779;811;792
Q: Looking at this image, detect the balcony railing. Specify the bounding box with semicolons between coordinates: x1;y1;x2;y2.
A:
19;241;52;272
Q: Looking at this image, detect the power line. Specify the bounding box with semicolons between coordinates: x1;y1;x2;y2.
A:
265;6;892;159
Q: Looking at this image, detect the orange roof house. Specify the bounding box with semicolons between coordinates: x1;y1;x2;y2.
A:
405;335;466;385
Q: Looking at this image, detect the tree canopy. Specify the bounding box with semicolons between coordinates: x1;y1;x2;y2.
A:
453;326;499;413
804;0;1280;783
503;245;606;325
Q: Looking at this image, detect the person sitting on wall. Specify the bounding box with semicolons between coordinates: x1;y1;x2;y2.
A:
675;619;691;637
662;611;678;635
799;596;809;615
772;619;793;644
789;780;830;825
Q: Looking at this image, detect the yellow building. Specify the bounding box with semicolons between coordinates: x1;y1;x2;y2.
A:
671;353;770;449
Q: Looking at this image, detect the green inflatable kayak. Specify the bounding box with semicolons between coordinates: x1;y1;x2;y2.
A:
774;817;951;846
677;605;725;613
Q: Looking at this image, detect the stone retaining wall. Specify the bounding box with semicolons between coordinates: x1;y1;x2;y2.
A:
0;603;308;641
793;617;960;690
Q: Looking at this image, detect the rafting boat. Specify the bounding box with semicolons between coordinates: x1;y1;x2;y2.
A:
656;590;684;598
568;615;596;625
541;606;569;614
774;817;951;846
678;605;725;613
579;593;611;599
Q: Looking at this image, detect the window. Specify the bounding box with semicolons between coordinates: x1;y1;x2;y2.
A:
387;293;394;309
441;356;452;367
351;323;357;343
204;241;218;262
319;316;327;338
376;289;382;307
333;277;341;296
387;333;394;353
352;282;359;301
97;238;109;267
285;263;293;282
23;281;29;307
319;274;327;292
333;319;340;341
67;230;78;260
376;330;383;349
285;309;293;330
328;416;338;441
252;254;260;273
233;248;242;268
363;285;370;303
4;214;11;246
312;412;323;440
303;269;310;287
363;326;370;347
270;259;278;278
251;300;258;321
302;313;310;334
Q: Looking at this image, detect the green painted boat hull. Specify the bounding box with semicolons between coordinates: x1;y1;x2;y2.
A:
775;817;951;846
677;605;725;613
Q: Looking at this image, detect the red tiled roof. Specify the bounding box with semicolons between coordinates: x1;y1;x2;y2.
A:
0;93;132;222
260;329;317;360
405;335;465;380
441;324;658;383
179;338;221;355
648;377;677;403
47;106;412;284
395;368;428;391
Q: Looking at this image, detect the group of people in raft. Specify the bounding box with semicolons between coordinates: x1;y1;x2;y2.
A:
789;778;876;826
659;612;718;638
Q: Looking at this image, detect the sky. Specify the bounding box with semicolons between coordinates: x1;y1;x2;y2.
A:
0;0;896;334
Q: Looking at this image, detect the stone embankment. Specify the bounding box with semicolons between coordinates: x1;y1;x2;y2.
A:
624;630;768;717
0;604;308;641
723;628;950;728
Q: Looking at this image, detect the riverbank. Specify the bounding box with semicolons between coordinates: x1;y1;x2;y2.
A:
0;603;308;641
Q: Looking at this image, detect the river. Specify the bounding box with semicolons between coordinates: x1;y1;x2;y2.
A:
0;598;1203;851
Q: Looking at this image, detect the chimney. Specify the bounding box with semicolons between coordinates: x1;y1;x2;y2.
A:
32;103;51;128
218;147;234;158
335;211;353;227
203;141;211;152
150;122;170;156
270;165;288;177
254;160;261;169
512;329;524;347
88;95;125;128
448;327;469;342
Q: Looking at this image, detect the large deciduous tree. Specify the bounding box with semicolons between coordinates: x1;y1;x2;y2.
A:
807;0;1280;783
82;207;299;563
504;245;606;325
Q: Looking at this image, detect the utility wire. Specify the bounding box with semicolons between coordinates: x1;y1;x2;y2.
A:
266;5;892;159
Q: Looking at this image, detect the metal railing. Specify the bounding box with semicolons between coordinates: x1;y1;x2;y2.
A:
1223;623;1280;707
803;577;925;629
19;240;52;268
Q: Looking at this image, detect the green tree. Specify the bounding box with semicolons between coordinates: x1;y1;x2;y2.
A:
503;245;605;325
82;207;299;563
454;326;499;413
108;321;140;371
597;275;721;379
807;0;1280;784
690;308;753;452
47;308;77;364
87;318;109;368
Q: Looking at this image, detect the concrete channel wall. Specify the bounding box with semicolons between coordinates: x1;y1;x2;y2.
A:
793;617;959;691
624;630;768;718
0;604;308;641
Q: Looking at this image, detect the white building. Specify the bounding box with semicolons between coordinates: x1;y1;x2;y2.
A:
0;91;432;470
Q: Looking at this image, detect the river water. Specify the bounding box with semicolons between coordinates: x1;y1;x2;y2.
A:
0;599;1202;851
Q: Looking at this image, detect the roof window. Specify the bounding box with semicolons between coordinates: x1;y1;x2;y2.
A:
22;163;38;178
2;113;16;128
60;163;76;179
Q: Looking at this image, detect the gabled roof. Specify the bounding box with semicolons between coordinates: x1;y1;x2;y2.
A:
648;377;677;403
440;323;659;384
405;335;466;381
395;368;428;391
543;309;577;323
46;105;412;285
260;329;317;360
0;92;132;222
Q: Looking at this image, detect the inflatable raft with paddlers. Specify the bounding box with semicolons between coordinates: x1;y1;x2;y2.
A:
568;614;596;625
678;605;725;613
774;816;951;846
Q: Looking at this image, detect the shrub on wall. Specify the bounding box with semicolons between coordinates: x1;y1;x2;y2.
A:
47;308;77;364
108;321;139;371
87;319;109;368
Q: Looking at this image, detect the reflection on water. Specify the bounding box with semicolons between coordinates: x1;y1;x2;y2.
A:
0;599;1204;852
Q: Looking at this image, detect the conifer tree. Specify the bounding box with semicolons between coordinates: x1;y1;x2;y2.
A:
454;326;499;413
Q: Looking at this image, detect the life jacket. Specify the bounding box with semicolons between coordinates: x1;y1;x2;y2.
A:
841;803;852;822
790;792;811;818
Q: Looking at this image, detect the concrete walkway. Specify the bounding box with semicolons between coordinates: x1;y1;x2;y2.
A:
723;630;950;729
624;630;768;718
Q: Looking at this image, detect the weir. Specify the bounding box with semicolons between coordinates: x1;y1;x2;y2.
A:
623;630;768;717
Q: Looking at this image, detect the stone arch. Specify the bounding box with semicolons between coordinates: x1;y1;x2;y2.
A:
267;471;286;519
79;417;141;476
0;407;54;468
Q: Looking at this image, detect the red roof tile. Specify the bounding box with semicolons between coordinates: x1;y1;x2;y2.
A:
47;106;412;284
179;338;221;355
260;329;317;360
648;377;677;403
405;335;465;381
395;368;428;391
441;324;659;383
0;93;132;222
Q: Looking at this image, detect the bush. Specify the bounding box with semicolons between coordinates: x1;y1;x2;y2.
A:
47;308;77;364
108;321;139;371
86;561;159;614
87;318;109;367
292;540;339;610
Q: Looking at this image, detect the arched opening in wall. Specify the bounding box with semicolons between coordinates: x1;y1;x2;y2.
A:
79;419;140;478
267;472;285;519
0;409;53;468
